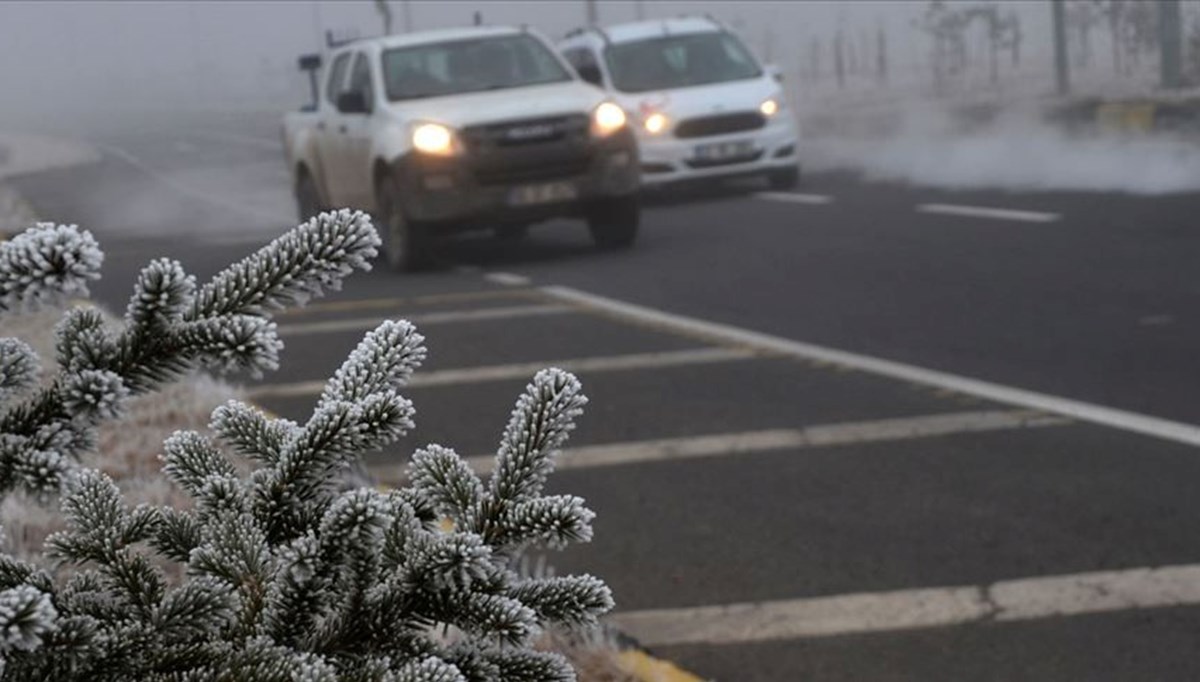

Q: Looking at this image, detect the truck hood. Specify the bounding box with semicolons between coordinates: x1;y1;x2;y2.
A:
386;81;606;127
612;76;779;122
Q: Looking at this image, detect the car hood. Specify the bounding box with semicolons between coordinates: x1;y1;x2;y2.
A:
612;76;779;121
386;80;606;127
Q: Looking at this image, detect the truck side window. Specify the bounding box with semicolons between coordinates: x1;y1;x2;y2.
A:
348;53;374;112
325;53;351;105
565;47;604;87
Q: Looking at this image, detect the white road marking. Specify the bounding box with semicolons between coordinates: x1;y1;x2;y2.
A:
485;272;532;286
275;289;535;317
372;409;1066;483
246;347;754;400
276;303;573;336
609;564;1200;647
917;203;1060;223
541;286;1200;448
755;191;834;205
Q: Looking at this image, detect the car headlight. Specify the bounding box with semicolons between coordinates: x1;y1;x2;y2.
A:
759;97;781;117
592;101;627;137
643;112;669;135
412;122;458;156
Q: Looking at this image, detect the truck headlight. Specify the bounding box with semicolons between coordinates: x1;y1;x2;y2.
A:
760;98;780;117
643;112;669;135
412;122;458;156
592;102;627;137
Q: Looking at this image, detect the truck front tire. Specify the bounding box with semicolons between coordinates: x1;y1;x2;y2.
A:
377;179;434;272
587;195;639;250
295;172;322;223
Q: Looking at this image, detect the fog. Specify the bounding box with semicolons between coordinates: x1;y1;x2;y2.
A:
1;0;1198;194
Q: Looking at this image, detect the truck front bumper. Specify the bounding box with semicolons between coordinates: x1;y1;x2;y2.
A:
389;129;639;229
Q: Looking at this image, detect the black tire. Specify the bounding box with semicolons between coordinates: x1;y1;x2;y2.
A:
587;195;639;250
768;166;800;191
295;171;323;222
376;179;434;272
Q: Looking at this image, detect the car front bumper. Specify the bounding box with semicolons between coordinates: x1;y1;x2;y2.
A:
636;115;799;186
389;128;639;229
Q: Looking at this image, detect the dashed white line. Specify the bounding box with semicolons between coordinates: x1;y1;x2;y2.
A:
276;303;573;336
755;191;834;205
609;564;1200;647
542;286;1200;448
485;272;531;286
246;347;754;399
917;203;1060;223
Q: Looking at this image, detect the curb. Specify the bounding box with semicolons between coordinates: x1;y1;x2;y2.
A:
616;649;707;682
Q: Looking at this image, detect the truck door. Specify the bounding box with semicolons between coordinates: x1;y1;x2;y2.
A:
338;51;377;211
319;52;353;207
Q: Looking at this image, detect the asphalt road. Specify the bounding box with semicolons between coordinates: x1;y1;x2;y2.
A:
10;110;1200;680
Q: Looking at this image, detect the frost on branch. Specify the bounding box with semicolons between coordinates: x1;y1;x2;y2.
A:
0;210;378;498
0;315;611;680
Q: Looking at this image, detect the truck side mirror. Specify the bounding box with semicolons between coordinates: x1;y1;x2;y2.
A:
299;54;322;71
337;91;369;114
576;64;604;87
766;63;784;83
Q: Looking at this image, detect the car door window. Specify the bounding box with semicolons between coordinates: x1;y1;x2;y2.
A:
348;52;374;113
325;53;351;105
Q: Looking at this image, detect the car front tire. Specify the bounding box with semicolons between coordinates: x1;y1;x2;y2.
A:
376;179;434;272
767;166;800;191
587;195;639;250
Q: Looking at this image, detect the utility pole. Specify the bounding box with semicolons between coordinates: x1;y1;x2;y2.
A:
1051;0;1070;95
586;0;598;26
1159;0;1183;88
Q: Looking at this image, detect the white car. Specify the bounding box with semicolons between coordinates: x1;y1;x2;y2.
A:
283;26;640;271
559;16;799;190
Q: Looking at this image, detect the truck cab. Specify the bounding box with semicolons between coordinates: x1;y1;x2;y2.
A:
283;26;640;271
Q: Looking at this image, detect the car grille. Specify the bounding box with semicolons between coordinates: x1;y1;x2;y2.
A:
463;114;593;186
684;150;764;169
674;111;766;139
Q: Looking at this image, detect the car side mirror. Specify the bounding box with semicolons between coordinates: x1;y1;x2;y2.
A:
337;91;369;114
766;63;784;83
298;54;322;71
576;64;604;87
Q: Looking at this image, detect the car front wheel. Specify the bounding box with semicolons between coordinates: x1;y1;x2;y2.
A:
767;166;800;191
376;179;433;272
587;195;639;250
295;172;322;222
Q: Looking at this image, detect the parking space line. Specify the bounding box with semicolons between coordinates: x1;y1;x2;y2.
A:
755;191;834;205
485;272;532;286
917;203;1060;223
372;409;1065;482
609;563;1200;647
275;289;541;318
542;286;1200;448
246;347;755;400
277;303;573;336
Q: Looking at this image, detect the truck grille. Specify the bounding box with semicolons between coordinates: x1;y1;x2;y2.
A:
674;111;766;139
463;114;593;186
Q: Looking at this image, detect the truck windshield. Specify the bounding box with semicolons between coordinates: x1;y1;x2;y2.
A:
604;32;762;93
383;34;572;101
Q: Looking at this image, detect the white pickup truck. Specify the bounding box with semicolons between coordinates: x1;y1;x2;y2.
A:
283;26;641;271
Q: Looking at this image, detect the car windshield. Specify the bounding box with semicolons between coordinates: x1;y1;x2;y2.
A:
382;34;572;101
604;31;762;93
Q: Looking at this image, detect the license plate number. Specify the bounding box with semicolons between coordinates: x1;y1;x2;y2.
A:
694;140;755;161
508;181;578;206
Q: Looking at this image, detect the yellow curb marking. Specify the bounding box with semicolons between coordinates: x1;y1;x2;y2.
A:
616;650;707;682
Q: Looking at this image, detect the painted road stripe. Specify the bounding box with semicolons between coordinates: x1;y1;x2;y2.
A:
485;272;532;286
372;409;1066;483
275;289;537;318
246;347;754;400
543;286;1200;448
609;564;1200;647
276;303;572;336
917;203;1060;223
755;191;834;205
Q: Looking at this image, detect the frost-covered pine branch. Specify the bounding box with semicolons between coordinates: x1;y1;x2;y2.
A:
0;210;379;499
0;316;612;680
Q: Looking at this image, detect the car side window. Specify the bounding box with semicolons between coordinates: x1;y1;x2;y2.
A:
349;52;374;112
325;53;351;105
564;47;604;87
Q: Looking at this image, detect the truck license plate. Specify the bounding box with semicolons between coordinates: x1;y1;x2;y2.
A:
694;140;755;161
508;181;578;206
